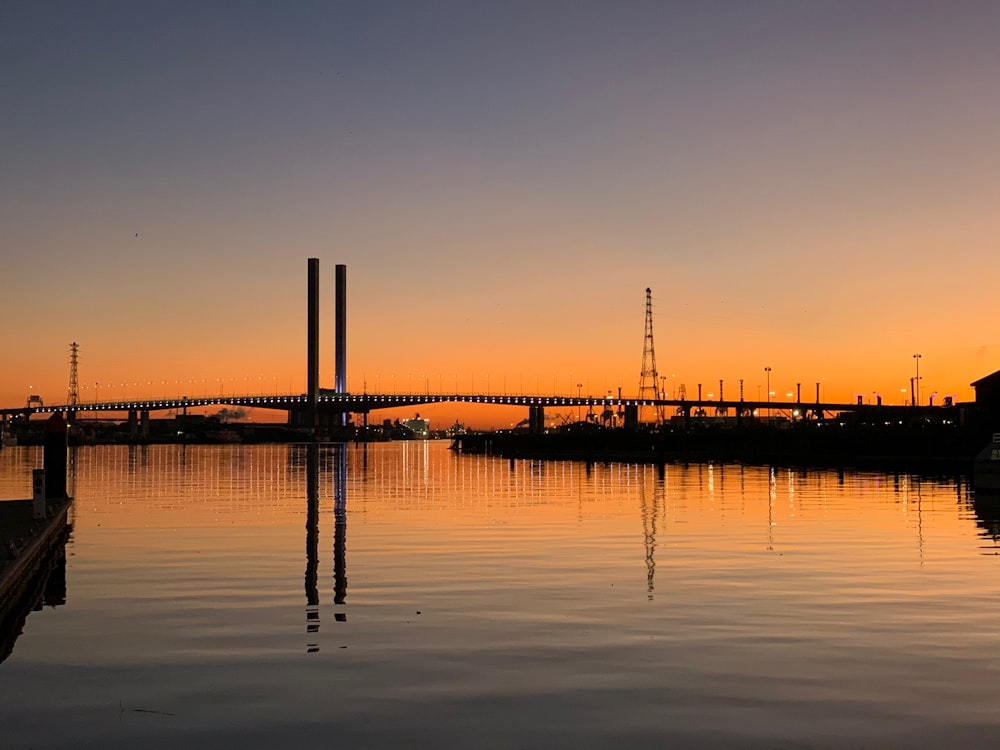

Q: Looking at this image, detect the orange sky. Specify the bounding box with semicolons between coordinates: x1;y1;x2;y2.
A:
2;4;998;428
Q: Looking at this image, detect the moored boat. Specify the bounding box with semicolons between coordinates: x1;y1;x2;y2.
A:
974;433;1000;490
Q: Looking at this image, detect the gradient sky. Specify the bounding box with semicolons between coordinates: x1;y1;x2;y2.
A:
2;1;998;427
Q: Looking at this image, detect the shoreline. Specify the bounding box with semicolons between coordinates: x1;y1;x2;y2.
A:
0;497;72;664
453;425;987;476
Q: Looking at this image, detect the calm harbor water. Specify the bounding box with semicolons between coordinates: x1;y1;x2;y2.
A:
1;441;999;748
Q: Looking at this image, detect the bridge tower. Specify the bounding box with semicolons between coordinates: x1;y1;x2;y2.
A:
335;264;347;394
335;264;348;428
307;258;320;430
67;342;79;422
638;288;663;424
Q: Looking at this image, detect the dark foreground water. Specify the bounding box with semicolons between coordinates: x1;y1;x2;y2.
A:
1;442;999;748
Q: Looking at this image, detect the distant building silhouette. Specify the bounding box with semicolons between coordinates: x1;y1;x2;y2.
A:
972;369;1000;428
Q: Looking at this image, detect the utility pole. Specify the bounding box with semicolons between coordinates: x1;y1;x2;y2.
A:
638;288;663;424
67;342;79;423
764;367;772;421
67;342;79;406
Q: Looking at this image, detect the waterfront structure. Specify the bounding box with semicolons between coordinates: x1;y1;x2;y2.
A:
0;261;994;456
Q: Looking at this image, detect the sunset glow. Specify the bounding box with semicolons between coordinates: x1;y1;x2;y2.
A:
2;3;998;428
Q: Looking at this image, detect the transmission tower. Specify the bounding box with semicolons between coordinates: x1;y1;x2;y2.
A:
68;342;79;408
638;288;663;424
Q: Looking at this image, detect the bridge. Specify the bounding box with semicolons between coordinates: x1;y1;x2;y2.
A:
0;391;945;425
0;258;967;434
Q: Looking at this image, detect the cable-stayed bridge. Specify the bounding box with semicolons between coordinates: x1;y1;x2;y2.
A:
1;259;963;429
1;391;895;422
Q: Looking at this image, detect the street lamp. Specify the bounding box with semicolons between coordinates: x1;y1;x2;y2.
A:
913;354;922;406
577;383;583;422
764;367;772;409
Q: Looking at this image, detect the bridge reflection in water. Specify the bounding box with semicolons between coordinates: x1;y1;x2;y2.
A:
305;443;348;653
33;442;990;661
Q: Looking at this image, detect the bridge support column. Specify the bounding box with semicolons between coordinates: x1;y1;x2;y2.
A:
528;405;545;435
307;257;320;432
43;413;68;500
141;409;150;437
128;410;138;438
623;404;639;431
335;263;347;428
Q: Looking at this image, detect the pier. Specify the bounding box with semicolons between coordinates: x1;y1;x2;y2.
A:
0;498;71;663
0;414;72;663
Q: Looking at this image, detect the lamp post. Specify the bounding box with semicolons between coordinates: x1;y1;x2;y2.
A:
913;354;921;406
764;367;772;413
577;383;583;422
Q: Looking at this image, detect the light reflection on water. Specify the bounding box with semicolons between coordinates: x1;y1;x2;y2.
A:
1;442;1000;748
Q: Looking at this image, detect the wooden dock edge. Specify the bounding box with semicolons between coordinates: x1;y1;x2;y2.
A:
0;499;71;608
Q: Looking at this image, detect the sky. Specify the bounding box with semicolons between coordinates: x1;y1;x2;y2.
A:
2;1;998;428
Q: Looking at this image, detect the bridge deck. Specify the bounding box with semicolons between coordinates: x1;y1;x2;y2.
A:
2;393;965;419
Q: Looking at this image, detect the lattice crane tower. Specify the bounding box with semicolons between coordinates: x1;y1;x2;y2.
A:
638;288;663;424
68;342;79;408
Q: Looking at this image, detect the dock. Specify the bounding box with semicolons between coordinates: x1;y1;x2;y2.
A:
0;497;72;663
1;412;73;663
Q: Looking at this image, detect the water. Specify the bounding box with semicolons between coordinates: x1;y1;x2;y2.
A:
1;442;1000;748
